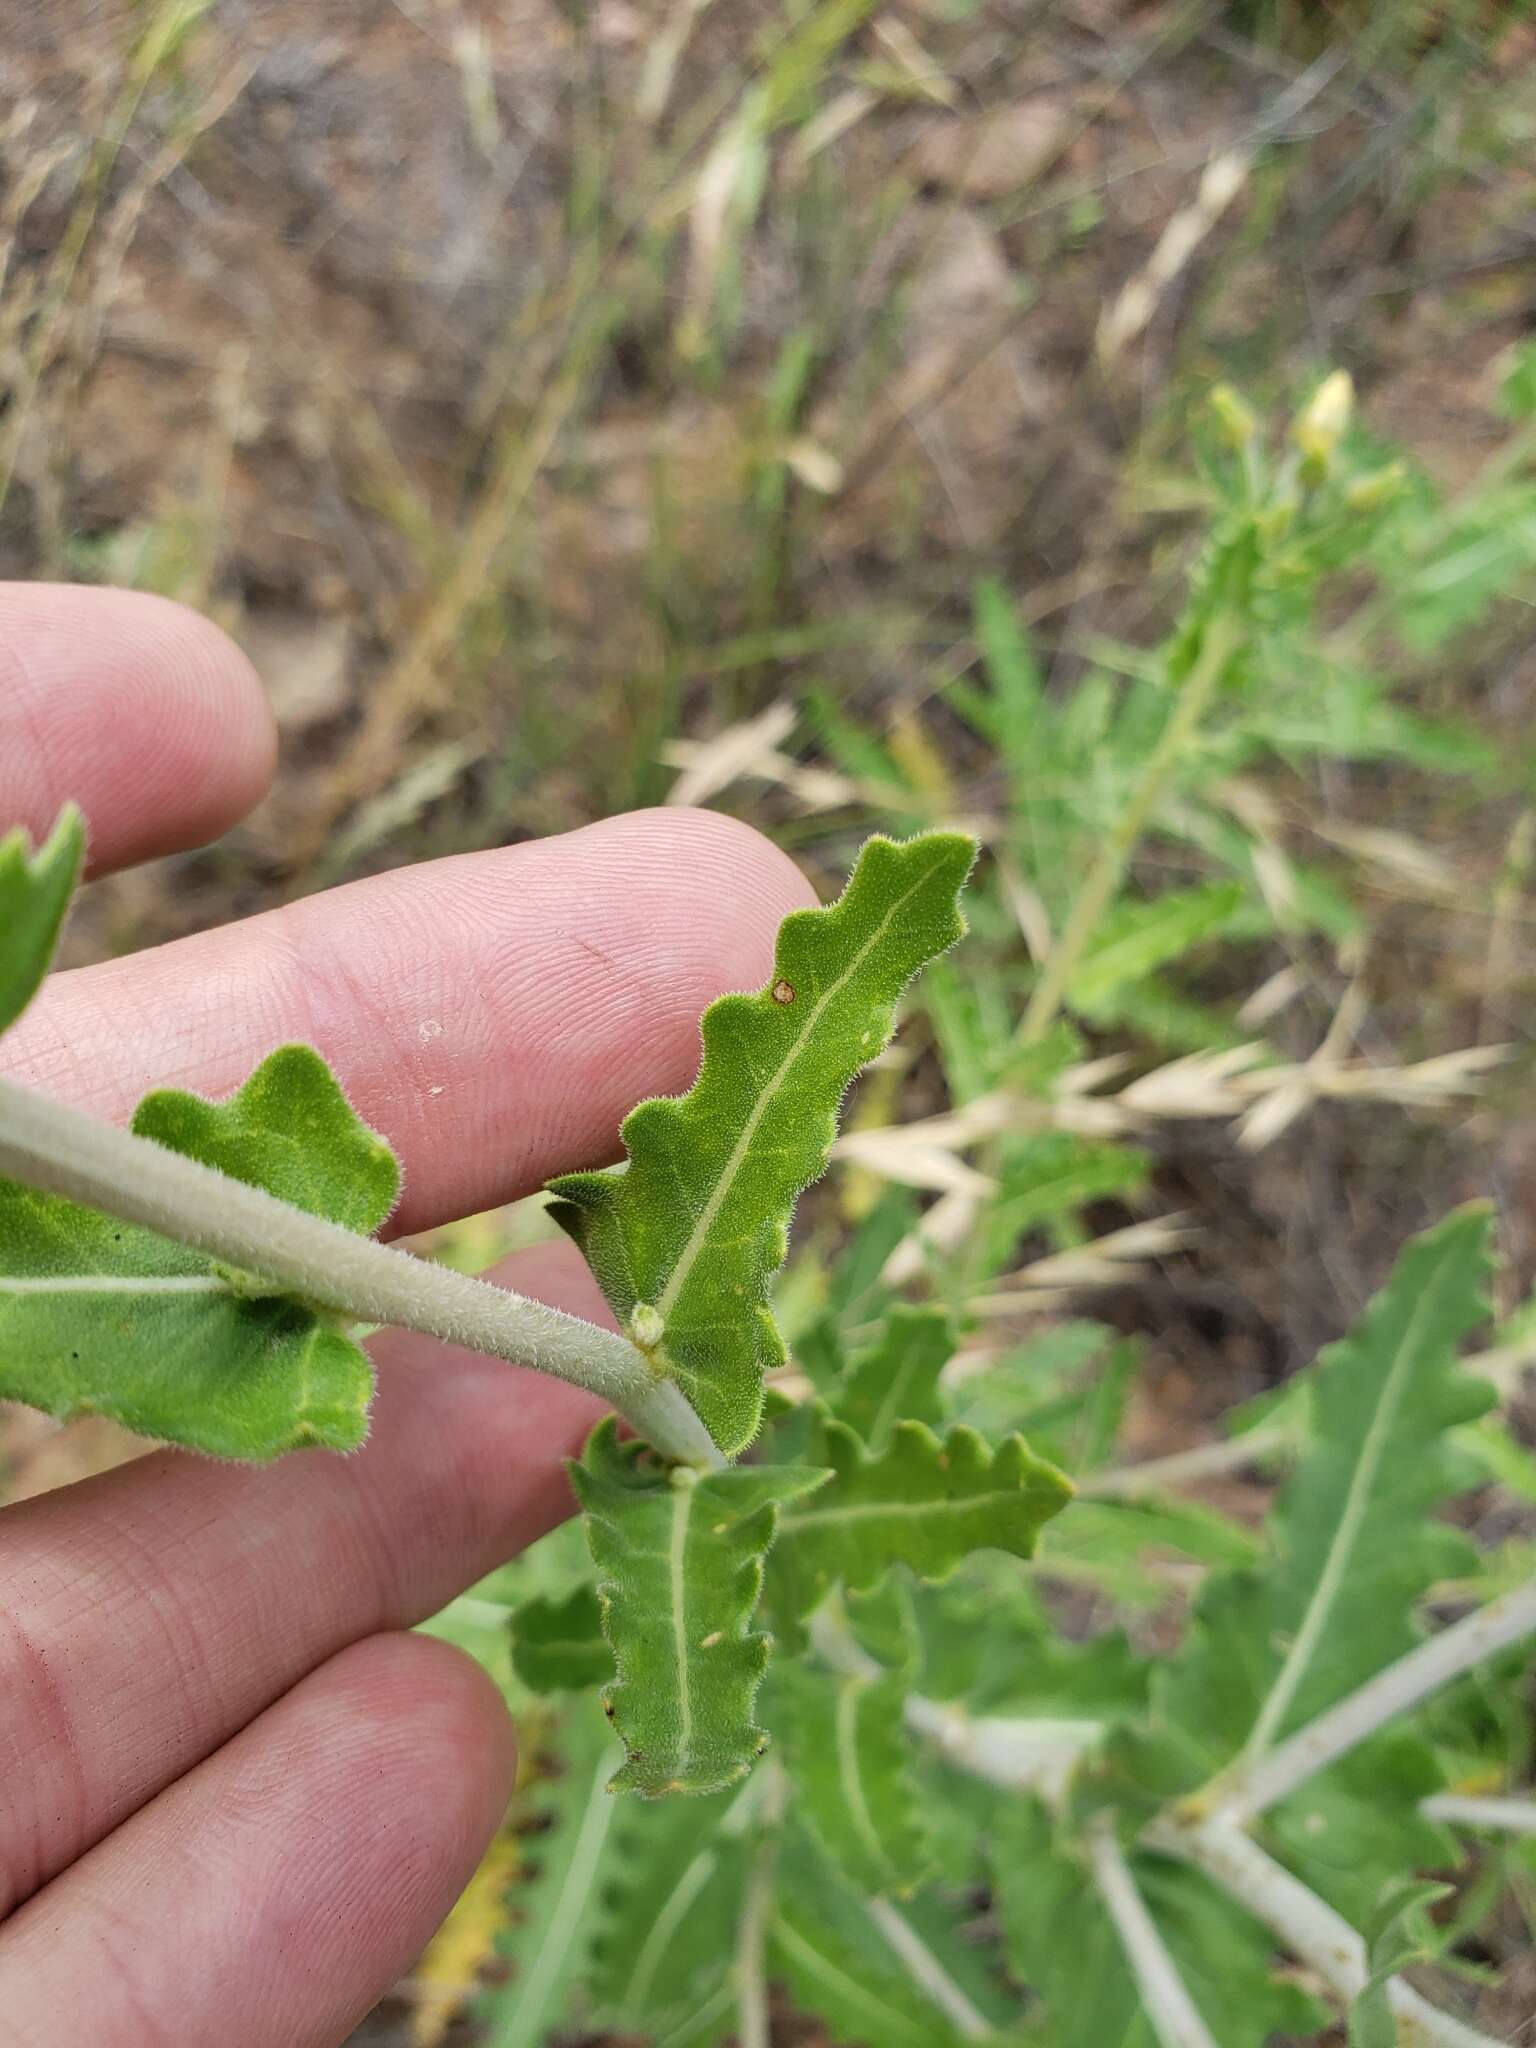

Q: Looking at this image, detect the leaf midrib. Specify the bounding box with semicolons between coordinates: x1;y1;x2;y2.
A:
669;1479;694;1771
780;1486;1024;1533
654;864;937;1323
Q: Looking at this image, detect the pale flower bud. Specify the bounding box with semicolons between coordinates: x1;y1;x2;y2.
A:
1293;370;1354;466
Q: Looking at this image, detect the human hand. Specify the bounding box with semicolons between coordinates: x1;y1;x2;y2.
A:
0;583;812;2044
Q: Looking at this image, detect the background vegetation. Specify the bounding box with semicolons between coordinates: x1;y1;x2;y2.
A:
3;0;1536;2040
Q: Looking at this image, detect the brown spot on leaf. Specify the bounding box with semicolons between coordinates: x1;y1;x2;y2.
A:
772;979;795;1004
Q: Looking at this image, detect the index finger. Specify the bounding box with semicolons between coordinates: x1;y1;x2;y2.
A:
5;805;817;1233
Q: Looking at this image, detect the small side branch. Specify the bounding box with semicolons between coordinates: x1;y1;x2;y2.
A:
1149;1820;1502;2048
1422;1794;1536;1837
1210;1576;1536;1827
903;1696;1104;1803
1086;1819;1219;2048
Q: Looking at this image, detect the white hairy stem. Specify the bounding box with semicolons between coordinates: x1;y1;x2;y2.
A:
1208;1575;1536;1827
0;1074;722;1468
902;1696;1105;1801
1086;1819;1219;2048
1148;1819;1504;2048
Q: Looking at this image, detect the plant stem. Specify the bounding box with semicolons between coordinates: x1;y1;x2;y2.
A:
1148;1820;1502;2048
1086;1819;1219;2048
0;1075;721;1468
1422;1794;1536;1837
1015;609;1243;1049
1208;1575;1536;1828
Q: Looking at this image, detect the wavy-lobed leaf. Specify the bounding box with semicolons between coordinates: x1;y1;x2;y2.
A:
829;1302;953;1449
549;833;976;1453
510;1585;613;1695
769;1414;1072;1626
0;1045;398;1457
771;1661;931;1893
0;805;84;1036
1157;1204;1495;1774
572;1418;830;1795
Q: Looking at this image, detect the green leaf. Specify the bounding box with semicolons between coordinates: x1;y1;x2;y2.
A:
0;1045;398;1457
133;1043;400;1232
993;1801;1323;2047
769;1414;1072;1626
0;805;84;1036
479;1714;625;2048
1158;1206;1495;1772
510;1584;612;1694
1349;1878;1453;2048
771;1661;931;1893
830;1303;954;1449
590;1783;747;2030
549;832;976;1453
571;1417;830;1795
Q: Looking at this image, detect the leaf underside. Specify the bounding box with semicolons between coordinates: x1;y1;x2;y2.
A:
0;1045;399;1458
572;1417;830;1795
548;833;976;1454
0;804;84;1037
769;1413;1073;1627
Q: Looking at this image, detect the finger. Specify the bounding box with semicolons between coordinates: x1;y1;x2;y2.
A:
0;583;277;874
0;1633;516;2048
5;804;816;1233
0;1237;604;1916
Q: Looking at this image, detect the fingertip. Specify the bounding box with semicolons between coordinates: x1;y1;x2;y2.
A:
0;583;278;872
322;1633;519;1844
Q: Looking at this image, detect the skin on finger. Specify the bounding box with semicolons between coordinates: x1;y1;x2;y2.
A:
4;804;817;1233
0;1239;605;1918
0;583;277;873
0;1632;516;2048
